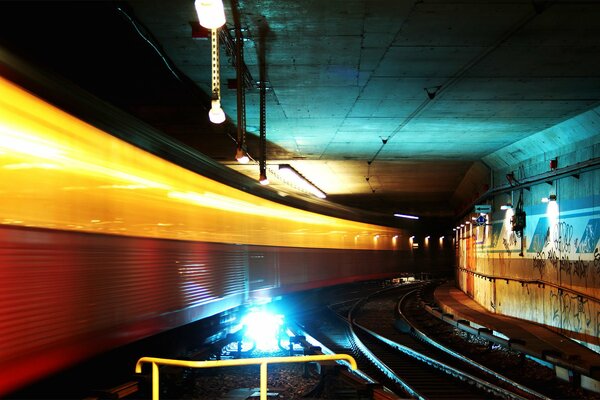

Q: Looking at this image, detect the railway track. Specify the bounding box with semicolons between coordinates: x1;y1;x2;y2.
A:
297;282;549;399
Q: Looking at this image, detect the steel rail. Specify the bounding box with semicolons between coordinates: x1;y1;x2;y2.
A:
397;288;551;400
349;284;529;400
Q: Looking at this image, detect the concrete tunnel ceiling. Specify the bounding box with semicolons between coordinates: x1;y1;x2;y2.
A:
125;0;600;219
3;1;600;221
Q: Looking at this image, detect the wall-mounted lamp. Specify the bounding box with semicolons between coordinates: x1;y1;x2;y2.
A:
500;203;513;210
278;164;326;198
195;0;226;29
465;221;471;225
541;194;557;203
393;213;419;220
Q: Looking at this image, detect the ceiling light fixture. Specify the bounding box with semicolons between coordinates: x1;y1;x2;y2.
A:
278;164;326;199
195;0;226;29
235;147;249;164
394;213;419;220
259;172;269;185
209;98;225;124
208;25;225;124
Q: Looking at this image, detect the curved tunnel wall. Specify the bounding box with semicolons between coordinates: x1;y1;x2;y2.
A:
456;106;600;349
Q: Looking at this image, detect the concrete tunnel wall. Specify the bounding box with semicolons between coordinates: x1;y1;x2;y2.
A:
456;105;600;350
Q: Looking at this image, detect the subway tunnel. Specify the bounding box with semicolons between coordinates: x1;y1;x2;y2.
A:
1;0;600;397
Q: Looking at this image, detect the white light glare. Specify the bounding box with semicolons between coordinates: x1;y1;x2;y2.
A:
195;0;226;29
394;213;419;220
209;100;226;124
542;195;557;203
235;148;249;164
242;310;284;351
278;164;326;198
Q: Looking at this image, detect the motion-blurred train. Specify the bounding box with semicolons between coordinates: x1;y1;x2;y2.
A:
0;49;407;395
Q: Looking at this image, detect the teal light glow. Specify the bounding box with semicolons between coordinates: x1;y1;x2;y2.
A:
242;309;284;351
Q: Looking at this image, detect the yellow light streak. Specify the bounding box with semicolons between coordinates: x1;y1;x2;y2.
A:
0;76;402;250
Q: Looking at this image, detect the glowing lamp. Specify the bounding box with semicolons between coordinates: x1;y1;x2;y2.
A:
278;164;326;198
235;148;249;164
208;100;226;124
259;172;269;185
393;213;419;220
195;0;226;29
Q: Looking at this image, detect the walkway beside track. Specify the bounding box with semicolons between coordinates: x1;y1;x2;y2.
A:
433;282;600;386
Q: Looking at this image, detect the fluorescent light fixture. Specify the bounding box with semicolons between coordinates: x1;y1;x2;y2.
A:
394;213;419;220
500;203;513;210
235;148;249;164
195;0;226;29
277;164;326;198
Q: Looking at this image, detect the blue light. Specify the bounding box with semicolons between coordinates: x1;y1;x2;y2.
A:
242;309;284;351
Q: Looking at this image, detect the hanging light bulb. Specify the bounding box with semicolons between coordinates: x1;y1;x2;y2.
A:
209;99;226;124
235;147;249;164
259;172;269;185
195;0;226;29
207;27;225;124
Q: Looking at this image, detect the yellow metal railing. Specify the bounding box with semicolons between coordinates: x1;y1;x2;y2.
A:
135;354;357;400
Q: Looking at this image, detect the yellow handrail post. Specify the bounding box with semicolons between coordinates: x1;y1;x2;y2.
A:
151;362;159;400
260;361;268;400
135;354;357;400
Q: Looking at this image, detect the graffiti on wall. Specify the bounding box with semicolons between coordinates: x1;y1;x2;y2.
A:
458;199;600;342
549;289;592;335
525;218;594;282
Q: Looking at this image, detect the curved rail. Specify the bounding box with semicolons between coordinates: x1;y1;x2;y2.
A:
397;288;550;400
348;284;534;399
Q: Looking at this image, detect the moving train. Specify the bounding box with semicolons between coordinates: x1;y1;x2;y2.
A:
0;50;407;395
